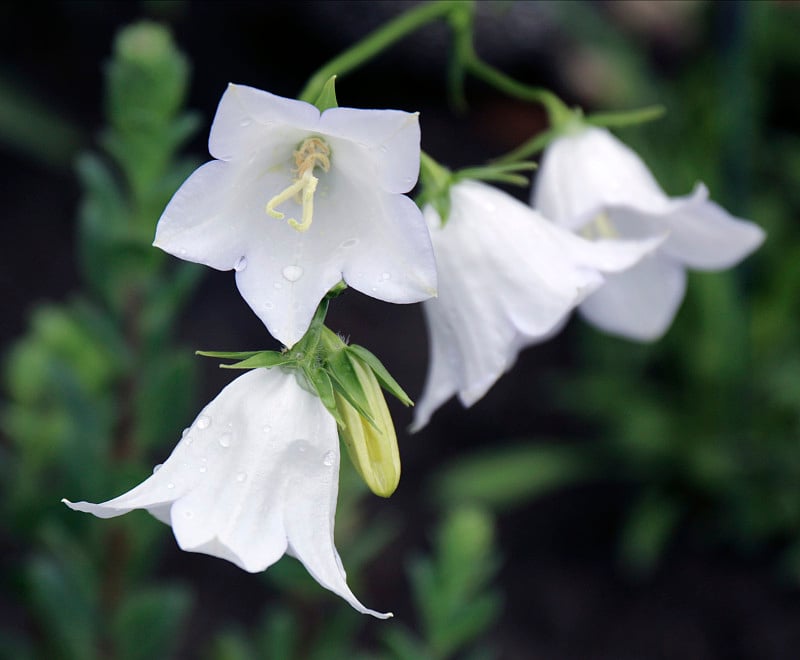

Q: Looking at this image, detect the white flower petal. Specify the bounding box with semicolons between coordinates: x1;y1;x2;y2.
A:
656;184;766;269
209;84;321;161
412;180;655;430
578;254;687;341
319;107;421;194
534;126;670;230
63;368;390;619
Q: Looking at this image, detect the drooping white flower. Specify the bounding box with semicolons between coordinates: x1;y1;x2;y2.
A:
533;125;765;341
411;180;662;430
154;83;436;348
63;368;391;619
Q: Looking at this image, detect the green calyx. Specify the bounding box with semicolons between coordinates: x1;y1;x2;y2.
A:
417;151;536;226
196;294;411;497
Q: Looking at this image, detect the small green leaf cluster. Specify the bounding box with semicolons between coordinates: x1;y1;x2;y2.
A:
2;21;200;659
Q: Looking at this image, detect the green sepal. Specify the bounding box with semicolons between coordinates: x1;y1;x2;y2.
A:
346;344;412;407
587;104;666;128
490;126;560;165
196;349;295;370
195;349;264;360
312;75;339;112
417;151;454;225
325;346;379;429
304;368;345;428
218;351;295;370
455;160;537;188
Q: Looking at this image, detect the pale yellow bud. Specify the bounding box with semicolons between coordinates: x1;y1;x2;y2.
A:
335;358;401;498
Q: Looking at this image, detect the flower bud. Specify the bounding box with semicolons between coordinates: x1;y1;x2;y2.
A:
334;355;401;498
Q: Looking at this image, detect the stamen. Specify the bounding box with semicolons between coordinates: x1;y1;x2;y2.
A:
266;137;331;232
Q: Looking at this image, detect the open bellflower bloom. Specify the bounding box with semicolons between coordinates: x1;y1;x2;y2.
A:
534;125;765;341
63;368;391;619
411;180;662;430
154;84;436;347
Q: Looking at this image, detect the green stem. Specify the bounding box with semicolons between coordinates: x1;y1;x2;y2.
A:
446;0;572;124
298;0;463;103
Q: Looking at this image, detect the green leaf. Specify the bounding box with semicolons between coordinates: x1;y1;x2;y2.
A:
114;585;191;660
433;442;592;511
219;352;296;370
619;490;682;576
26;554;98;660
313;75;339;112
346;344;412;406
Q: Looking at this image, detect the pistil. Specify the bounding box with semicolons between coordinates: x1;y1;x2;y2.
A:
266;137;331;232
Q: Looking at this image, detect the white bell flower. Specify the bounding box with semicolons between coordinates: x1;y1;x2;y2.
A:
533;125;765;341
411;180;662;430
154;83;437;348
63;368;391;619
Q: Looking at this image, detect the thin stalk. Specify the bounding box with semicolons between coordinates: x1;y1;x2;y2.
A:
298;1;463;103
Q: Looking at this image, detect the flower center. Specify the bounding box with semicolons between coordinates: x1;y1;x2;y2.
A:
580;212;618;240
266;137;331;233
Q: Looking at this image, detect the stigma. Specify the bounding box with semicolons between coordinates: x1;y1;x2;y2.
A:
266;137;331;232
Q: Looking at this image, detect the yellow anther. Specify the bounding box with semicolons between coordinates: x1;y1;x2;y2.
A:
266;137;331;232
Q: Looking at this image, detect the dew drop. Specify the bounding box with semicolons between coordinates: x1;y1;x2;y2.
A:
240;118;252;127
370;286;377;292
181;427;190;438
262;424;272;433
178;248;187;256
323;451;335;467
153;464;162;474
219;433;232;448
196;415;211;430
235;471;248;483
264;301;273;310
234;256;248;272
199;465;207;473
295;439;308;453
282;265;304;282
340;238;358;249
167;482;175;489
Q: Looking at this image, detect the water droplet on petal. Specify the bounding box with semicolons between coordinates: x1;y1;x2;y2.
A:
340;238;358;249
153;464;162;474
295;440;308;453
235;471;247;483
219;433;232;448
197;415;211;430
167;482;175;489
234;256;247;272
240;118;252;127
178;248;187;256
199;465;207;473
323;451;335;467
181;427;190;438
282;265;304;282
264;301;273;310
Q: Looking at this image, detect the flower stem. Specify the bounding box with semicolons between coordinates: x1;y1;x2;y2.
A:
298;0;463;103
